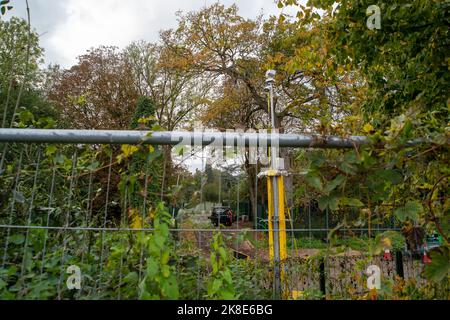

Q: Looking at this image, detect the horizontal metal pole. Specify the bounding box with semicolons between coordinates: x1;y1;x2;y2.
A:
0;224;400;232
0;128;429;148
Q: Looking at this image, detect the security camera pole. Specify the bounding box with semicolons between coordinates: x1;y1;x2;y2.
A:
263;70;287;299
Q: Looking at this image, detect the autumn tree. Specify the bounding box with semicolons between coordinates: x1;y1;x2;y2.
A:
124;40;214;200
161;4;363;213
125;41;212;131
279;0;449;280
49;46;139;129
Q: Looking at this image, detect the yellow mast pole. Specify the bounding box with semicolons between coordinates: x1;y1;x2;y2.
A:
264;70;287;298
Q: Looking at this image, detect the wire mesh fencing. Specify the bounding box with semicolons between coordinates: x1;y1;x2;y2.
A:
0;141;447;300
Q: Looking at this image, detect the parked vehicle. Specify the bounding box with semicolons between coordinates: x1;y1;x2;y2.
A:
209;206;235;227
407;231;444;260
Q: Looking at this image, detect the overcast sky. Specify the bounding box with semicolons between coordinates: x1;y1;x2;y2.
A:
9;0;301;68
7;0;302;173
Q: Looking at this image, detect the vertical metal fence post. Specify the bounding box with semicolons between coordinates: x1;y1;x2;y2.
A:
395;251;404;278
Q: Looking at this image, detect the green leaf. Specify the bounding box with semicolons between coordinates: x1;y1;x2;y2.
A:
344;151;359;164
218;247;227;261
318;197;328;211
139;290;153;300
221;269;233;285
53;153;66;164
153;233;165;249
318;195;339;211
340;197;364;207
161;265;171;278
18;110;34;123
394;201;423;222
324;174;346;193
328;197;339;211
0;278;6;290
160;251;170;265
161;276;179;299
45;145;57;156
339;161;356;175
308;151;325;167
220;289;236;300
423;247;450;282
9;234;25;245
378;169;403;185
85;161;99;171
123;271;138;284
305;174;323;191
212;278;222;294
146;258;159;278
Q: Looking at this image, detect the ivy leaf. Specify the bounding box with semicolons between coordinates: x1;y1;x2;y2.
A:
318;195;339;211
340;197;364;207
423;247;450;282
344;151;360;164
378;169;403;185
305;174;323;191
324;174;346;193
339;161;356;175
394;201;423;222
45;145;57;156
308;151;325;167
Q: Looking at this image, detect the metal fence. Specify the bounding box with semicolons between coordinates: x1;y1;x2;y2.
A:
0;130;445;300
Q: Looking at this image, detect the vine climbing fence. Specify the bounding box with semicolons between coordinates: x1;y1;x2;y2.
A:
0;129;447;300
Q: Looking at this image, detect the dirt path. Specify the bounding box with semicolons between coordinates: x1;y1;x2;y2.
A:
179;215;364;261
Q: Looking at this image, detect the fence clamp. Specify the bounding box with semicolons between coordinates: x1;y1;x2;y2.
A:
257;169;289;178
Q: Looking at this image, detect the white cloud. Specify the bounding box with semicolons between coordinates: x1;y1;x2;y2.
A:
47;0;158;67
9;0;302;67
